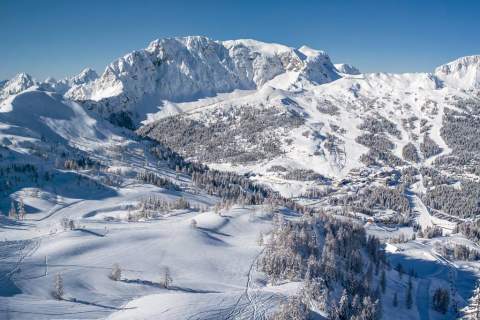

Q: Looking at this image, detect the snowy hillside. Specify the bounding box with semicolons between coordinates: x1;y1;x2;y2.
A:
2;37;480;320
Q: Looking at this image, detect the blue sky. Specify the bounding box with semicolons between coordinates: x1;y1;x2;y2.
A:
1;0;479;80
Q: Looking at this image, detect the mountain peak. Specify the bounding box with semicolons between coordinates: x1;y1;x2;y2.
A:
335;63;361;75
0;72;37;100
434;55;480;89
66;36;340;115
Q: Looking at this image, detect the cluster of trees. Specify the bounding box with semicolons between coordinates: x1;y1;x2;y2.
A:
126;196;194;221
419;167;452;187
259;213;385;319
341;186;411;216
136;171;181;191
400;166;419;185
323;133;346;169
402;143;420;163
145;138;308;212
454;221;480;244
360;149;405;168
192;170;270;205
138;104;304;164
358;115;401;138
139;196;191;212
435;242;480;261
441;102;480;167
60;218;76;230
283;169;329;182
418;226;443;239
463;281;480;319
62;156;99;170
422;180;480;218
267;165;288;173
269;297;310;320
316;100;340;115
8;199;26;220
0;163;40;191
301;187;335;199
356;133;395;151
419;134;442;159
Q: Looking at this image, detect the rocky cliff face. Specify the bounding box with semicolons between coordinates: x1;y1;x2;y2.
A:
65;36;340;112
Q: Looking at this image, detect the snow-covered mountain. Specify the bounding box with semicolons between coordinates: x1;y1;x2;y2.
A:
335;63;361;75
1;37;480;320
0;73;37;100
0;68;99;102
435;55;480;89
65;37;340;112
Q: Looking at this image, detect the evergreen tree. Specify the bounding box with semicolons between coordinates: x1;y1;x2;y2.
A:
393;292;398;307
17;199;25;220
53;274;64;300
163;267;172;288
109;263;121;281
464;281;480;319
8;201;17;220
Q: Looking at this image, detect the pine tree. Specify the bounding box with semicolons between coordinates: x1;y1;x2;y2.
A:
257;232;264;246
190;219;198;229
8;201;17;220
464;281;480;319
109;263;121;281
17;199;25;220
53;274;64;300
393;292;398;307
163;267;172;288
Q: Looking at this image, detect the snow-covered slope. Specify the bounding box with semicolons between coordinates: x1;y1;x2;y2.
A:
40;68;99;94
0;73;37;100
435;55;480;89
335;63;361;75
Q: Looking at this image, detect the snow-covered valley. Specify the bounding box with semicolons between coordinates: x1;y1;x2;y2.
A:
1;36;480;319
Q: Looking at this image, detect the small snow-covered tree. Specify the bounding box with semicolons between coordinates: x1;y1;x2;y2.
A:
190;219;198;229
8;201;17;220
269;296;309;320
464;281;480;319
109;263;121;281
332;289;350;320
257;232;264;246
162;267;172;288
17;199;26;220
53;274;64;300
